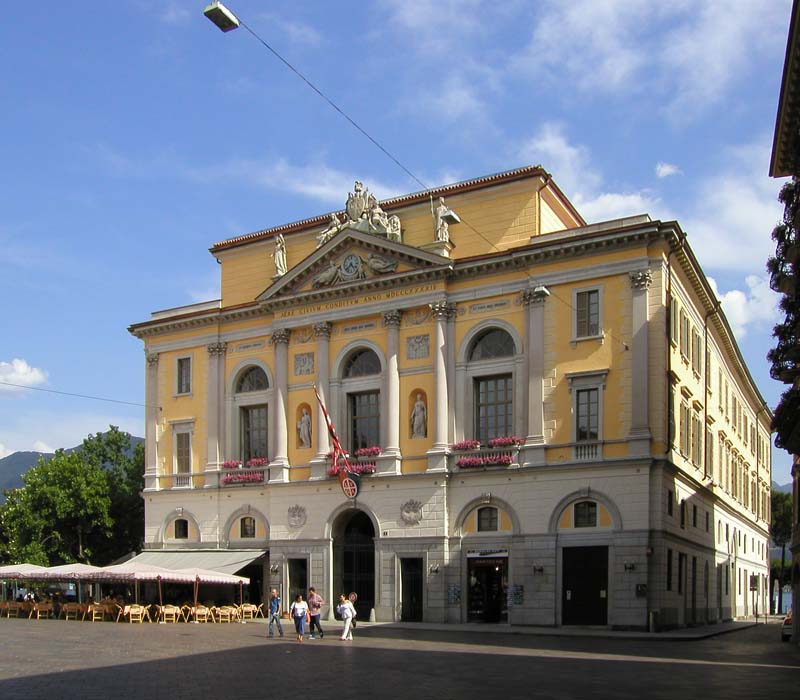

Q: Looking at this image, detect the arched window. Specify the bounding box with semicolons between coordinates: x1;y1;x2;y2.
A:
237;367;268;393
341;348;382;450
240;516;256;539
174;519;189;539
466;328;516;443
344;349;381;377
469;329;515;361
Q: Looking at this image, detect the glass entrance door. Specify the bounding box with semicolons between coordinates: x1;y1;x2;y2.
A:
467;557;508;623
400;558;423;621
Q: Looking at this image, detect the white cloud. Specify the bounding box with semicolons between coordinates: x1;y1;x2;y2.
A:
378;0;489;53
32;440;54;454
0;411;143;457
707;275;780;340
0;443;12;459
514;0;787;118
680;139;784;271
519;122;669;223
0;359;47;393
656;162;682;179
187;270;221;304
258;13;322;47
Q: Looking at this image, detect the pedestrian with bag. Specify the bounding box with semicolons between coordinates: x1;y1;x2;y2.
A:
267;588;284;638
290;594;309;643
336;594;356;641
307;587;325;639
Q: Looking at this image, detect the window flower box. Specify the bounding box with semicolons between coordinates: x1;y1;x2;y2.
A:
487;436;523;448
327;462;376;477
222;460;242;469
456;454;513;469
354;446;382;458
450;439;481;451
245;457;268;468
221;471;264;485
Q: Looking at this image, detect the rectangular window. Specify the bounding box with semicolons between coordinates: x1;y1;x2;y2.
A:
670;296;679;345
576;289;600;338
667;489;674;516
349;390;380;450
177;357;192;395
174;429;191;488
241;405;268;462
705;511;710;533
678;553;685;594
691;329;702;375
666;549;673;591
679;310;689;359
576;388;599;442
680;500;686;529
474;375;513;444
680;402;690;456
574;501;597;527
692;504;697;528
477;507;498;532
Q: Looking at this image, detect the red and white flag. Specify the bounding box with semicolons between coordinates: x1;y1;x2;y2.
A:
313;385;360;499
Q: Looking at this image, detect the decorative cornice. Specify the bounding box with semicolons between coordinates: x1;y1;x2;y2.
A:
270;328;291;345
629;270;653;291
382;310;402;328
521;287;549;305
313;321;332;339
429;298;450;319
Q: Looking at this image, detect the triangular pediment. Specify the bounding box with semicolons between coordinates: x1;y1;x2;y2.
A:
256;227;453;310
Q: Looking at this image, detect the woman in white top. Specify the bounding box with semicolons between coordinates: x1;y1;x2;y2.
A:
290;594;309;643
336;594;356;641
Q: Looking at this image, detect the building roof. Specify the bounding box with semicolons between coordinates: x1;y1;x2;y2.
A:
208;165;584;253
771;0;800;177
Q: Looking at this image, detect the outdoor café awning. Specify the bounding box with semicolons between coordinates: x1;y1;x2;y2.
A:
0;563;49;580
127;550;265;577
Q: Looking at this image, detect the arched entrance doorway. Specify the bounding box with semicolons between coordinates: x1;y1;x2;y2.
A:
332;509;375;620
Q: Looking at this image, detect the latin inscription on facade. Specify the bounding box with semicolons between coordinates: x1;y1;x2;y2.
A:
469;300;509;314
235;341;265;353
276;284;439;319
344;321;376;334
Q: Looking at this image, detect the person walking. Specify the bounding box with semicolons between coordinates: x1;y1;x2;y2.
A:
267;588;284;638
290;594;309;643
336;594;356;641
307;587;325;639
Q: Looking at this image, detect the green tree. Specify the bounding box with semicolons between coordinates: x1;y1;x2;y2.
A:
771;490;793;614
0;427;144;566
1;451;112;565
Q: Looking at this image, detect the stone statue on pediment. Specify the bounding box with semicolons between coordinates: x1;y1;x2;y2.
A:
317;213;343;248
273;233;287;276
341;180;402;242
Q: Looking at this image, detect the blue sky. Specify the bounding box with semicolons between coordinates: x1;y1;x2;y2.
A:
1;1;795;484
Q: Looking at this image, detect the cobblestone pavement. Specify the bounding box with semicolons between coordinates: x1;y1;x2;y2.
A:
0;618;796;700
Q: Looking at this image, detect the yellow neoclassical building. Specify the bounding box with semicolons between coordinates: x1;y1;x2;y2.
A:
129;165;771;628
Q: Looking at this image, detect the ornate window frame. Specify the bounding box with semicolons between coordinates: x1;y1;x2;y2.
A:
226;359;274;463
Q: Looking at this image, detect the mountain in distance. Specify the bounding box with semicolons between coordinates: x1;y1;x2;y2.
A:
0;433;144;496
771;480;792;495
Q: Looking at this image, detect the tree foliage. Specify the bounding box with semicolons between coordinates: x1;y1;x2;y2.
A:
0;427;143;566
770;490;793;614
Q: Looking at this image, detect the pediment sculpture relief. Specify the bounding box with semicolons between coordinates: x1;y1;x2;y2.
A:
316;181;402;248
311;253;399;289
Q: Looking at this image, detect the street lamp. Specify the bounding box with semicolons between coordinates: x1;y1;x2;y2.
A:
203;1;239;32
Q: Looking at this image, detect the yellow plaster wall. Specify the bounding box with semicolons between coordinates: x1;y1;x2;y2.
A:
228;517;268;542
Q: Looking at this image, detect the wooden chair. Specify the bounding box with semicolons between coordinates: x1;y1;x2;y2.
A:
128;604;147;623
90;604;105;622
193;605;213;623
6;602;22;618
161;605;181;623
34;602;53;619
255;603;265;619
215;605;237;623
61;603;81;621
239;603;257;620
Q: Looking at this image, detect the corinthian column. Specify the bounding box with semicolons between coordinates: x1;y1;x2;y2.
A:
383;310;402;460
270;328;291;482
206;341;227;472
521;287;548;467
144;351;159;490
427;299;449;472
310;322;332;480
628;270;652;457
